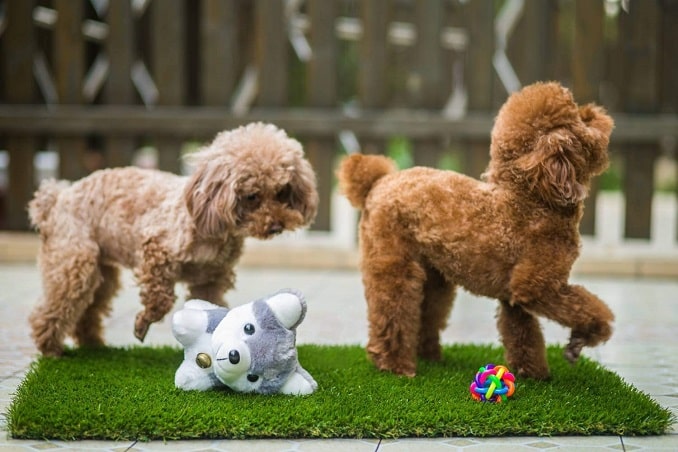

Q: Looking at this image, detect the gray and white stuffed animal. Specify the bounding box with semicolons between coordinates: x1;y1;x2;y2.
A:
172;289;317;395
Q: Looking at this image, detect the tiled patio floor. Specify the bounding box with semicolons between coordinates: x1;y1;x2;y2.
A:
1;263;676;451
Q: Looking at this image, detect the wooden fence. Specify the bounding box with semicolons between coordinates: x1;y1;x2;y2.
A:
0;0;677;242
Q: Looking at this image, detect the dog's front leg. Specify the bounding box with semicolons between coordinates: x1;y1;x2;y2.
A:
497;300;550;380
511;268;614;366
134;240;180;341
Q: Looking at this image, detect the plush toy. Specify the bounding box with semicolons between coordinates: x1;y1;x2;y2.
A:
172;289;317;395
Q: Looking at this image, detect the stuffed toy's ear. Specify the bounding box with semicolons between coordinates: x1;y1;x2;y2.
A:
517;130;587;207
172;303;210;346
265;289;307;329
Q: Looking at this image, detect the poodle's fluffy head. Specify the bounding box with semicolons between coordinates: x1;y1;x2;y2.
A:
484;82;614;208
183;123;318;239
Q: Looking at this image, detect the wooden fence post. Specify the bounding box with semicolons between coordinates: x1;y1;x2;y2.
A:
572;0;605;236
255;0;288;107
463;0;494;178
508;0;558;85
1;0;36;230
151;0;186;174
54;0;87;181
618;0;660;240
200;0;240;107
359;0;391;156
306;0;339;231
411;0;444;169
661;1;678;240
105;0;137;168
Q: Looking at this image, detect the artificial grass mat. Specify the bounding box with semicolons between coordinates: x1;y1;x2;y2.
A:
7;345;674;440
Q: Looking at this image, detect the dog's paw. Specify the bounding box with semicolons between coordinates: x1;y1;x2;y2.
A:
368;350;417;377
564;336;585;364
514;365;550;381
134;312;150;342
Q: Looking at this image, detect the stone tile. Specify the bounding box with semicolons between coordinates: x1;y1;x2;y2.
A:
621;434;678;450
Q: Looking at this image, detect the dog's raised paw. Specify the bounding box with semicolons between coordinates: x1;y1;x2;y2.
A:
134;312;150;342
564;337;585;364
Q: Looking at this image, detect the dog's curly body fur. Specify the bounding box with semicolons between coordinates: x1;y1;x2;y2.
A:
29;123;318;356
338;82;615;379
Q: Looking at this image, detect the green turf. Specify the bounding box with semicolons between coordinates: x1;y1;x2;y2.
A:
7;345;674;440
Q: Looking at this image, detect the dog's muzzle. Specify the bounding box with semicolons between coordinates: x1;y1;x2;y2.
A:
267;222;284;236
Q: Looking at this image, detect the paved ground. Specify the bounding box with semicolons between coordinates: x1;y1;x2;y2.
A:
1;263;676;451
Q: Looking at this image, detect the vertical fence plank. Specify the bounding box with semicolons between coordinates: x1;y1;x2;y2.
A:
105;0;136;167
619;0;660;239
54;0;87;181
508;0;558;85
359;0;389;110
255;0;288;107
660;0;678;114
359;0;390;155
200;0;239;106
661;1;678;240
573;0;605;235
306;0;338;231
411;0;444;168
1;0;36;230
151;0;186;173
463;0;493;178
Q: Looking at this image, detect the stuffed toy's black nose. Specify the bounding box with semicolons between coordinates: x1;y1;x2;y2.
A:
228;350;240;364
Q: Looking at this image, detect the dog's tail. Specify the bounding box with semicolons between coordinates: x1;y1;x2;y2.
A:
337;154;396;209
28;179;70;229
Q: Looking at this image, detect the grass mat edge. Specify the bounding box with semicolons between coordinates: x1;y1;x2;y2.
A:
7;344;675;440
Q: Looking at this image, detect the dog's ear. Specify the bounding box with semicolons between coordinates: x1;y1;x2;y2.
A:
184;164;238;236
517;130;587;207
288;159;319;225
578;103;613;174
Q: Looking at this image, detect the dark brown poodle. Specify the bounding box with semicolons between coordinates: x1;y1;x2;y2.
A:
337;82;615;379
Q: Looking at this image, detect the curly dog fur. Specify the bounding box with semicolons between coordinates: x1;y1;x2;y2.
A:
29;122;318;356
338;82;615;379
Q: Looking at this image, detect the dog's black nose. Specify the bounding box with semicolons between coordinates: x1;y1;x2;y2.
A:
228;350;240;364
268;223;283;235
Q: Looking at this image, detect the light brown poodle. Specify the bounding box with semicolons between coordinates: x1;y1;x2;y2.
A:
338;82;615;379
29;122;318;356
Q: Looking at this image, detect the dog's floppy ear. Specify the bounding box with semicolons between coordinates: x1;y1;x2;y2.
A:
517;130;587;207
578;103;613;174
184;163;238;236
288;158;319;225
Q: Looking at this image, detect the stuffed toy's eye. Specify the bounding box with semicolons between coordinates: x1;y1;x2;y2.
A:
244;323;255;335
247;374;259;382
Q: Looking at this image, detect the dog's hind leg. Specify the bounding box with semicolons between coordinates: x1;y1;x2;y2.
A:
74;264;120;347
417;266;455;362
497;300;550;379
30;240;101;356
186;266;236;306
361;234;427;377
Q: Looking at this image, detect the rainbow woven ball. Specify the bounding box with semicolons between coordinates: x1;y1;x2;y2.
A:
469;363;515;403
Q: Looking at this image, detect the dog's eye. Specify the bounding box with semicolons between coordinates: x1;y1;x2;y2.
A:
244;323;255;335
276;184;292;204
247;374;259;383
245;193;259;203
